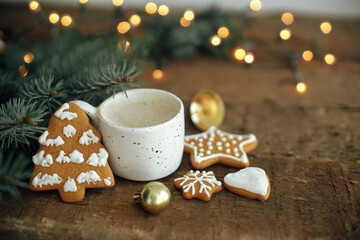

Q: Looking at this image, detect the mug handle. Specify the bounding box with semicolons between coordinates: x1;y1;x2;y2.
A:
72;100;100;126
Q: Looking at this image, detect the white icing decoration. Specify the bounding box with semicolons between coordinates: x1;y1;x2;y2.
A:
55;150;71;163
32;150;53;167
185;137;189;141
206;150;211;155
199;143;203;147
63;178;77;192
38;131;65;147
32;173;62;188
184;126;257;164
226;149;231;153
174;170;222;197
225;143;230;147
224;167;269;196
104;177;112;186
87;148;109;167
77;170;101;184
191;142;195;145
199;138;203;142
221;137;227;142
63;125;76;137
207;142;212;145
69;150;84;163
199;148;204;152
199;153;204;157
54;103;77;120
79;130;99;145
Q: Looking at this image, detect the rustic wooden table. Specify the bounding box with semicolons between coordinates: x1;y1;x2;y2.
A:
0;5;359;240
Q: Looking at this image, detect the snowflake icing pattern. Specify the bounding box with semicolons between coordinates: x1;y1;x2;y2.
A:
174;170;222;197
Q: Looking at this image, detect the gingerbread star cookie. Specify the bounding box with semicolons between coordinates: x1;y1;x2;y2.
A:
184;126;258;169
224;167;270;202
174;170;222;201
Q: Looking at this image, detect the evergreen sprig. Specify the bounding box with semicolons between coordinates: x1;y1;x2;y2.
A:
0;98;47;152
0;151;33;201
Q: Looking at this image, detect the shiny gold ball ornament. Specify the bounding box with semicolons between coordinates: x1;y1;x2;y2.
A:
190;90;225;131
133;182;171;214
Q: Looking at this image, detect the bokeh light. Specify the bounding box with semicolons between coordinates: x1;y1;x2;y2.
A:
79;0;88;4
158;5;169;16
324;54;336;65
49;12;60;24
244;53;255;64
152;69;163;81
129;14;141;27
280;28;292;40
24;52;34;64
210;35;221;46
302;50;313;62
112;0;124;7
296;82;307;94
281;12;294;25
217;26;230;39
234;48;246;61
19;65;28;77
184;10;195;21
117;21;131;34
29;1;40;12
320;21;332;34
250;0;262;11
61;15;72;27
145;2;157;14
180;17;191;27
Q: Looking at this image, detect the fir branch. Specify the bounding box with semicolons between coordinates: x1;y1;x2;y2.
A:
0;98;47;151
19;75;67;112
0;151;33;201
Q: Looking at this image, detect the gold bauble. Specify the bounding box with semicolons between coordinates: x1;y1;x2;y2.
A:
190;90;225;131
133;182;171;214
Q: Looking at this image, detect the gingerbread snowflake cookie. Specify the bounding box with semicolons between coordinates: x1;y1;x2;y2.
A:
30;102;115;203
174;170;222;201
224;167;270;202
184;126;258;169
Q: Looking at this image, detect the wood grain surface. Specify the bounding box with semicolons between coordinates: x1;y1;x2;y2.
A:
0;5;359;240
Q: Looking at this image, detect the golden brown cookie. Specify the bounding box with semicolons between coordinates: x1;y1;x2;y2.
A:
174;170;222;201
224;167;270;202
184;126;258;169
29;102;115;203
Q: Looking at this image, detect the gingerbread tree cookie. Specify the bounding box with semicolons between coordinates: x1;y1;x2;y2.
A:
29;103;115;202
184;126;258;169
174;170;222;201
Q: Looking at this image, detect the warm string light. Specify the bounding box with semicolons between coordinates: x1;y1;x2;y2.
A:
18;65;28;77
79;0;88;4
129;14;141;27
233;48;246;61
250;0;262;11
244;52;255;64
29;1;40;12
117;21;131;34
320;21;332;34
183;10;195;21
279;28;292;40
302;50;313;62
324;54;336;65
24;52;34;64
152;69;163;81
296;82;307;94
217;26;229;39
49;12;60;24
158;5;169;16
281;12;294;25
210;35;221;46
180;17;191;27
112;0;124;7
145;2;157;14
61;15;73;27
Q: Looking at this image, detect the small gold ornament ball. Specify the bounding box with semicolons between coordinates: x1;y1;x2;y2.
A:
135;182;171;214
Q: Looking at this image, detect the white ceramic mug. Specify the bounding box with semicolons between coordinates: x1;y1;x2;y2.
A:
73;88;184;181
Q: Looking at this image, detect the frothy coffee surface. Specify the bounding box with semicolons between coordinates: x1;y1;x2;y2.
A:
101;94;180;128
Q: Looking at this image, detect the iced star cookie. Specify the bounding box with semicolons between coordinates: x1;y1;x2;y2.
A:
29;102;115;203
224;167;270;202
184;126;258;169
174;170;222;201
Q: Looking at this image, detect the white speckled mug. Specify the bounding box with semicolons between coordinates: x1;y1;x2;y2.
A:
73;88;184;181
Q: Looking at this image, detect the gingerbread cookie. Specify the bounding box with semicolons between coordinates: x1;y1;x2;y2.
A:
224;167;270;202
184;126;258;169
174;170;222;201
29;103;115;203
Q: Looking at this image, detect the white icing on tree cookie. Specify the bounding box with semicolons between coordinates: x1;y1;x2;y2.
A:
32;150;53;167
38;131;65;147
87;148;108;167
55;103;77;120
32;173;62;188
79;129;99;145
63;178;77;192
55;150;71;163
68;150;84;164
224;167;269;196
174;170;222;197
76;170;101;184
63;125;76;137
103;177;112;186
